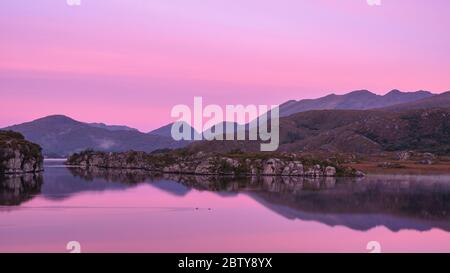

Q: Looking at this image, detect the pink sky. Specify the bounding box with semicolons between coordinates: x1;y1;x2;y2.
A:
1;0;450;132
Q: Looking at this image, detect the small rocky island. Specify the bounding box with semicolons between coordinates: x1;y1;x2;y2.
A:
0;131;44;174
67;149;364;177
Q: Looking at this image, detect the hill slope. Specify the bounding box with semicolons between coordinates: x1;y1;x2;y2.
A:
188;108;450;155
3;115;188;157
148;121;201;139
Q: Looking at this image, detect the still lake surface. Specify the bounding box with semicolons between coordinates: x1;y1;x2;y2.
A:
1;160;450;252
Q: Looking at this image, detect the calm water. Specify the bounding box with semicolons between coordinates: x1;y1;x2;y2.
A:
1;160;450;253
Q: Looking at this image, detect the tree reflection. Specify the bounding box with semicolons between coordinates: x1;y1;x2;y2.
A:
0;173;43;206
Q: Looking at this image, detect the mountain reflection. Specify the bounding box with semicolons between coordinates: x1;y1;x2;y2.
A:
68;167;450;232
1;165;450;232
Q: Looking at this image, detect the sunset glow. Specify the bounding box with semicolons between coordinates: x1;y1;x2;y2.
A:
1;0;450;131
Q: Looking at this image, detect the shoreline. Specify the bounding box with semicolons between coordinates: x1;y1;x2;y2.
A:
346;162;450;175
66;164;355;178
66;150;365;178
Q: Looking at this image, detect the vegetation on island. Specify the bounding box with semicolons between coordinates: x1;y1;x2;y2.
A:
66;148;362;177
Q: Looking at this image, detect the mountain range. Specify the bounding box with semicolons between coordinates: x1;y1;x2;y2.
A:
191;107;450;155
279;89;434;117
2;89;449;157
189;91;450;155
379;91;450;111
3;115;187;157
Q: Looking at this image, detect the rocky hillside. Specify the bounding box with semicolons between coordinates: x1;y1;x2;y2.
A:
188;108;450;155
66;150;363;177
280;108;450;154
0;131;43;174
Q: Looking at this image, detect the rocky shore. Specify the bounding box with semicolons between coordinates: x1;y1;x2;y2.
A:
66;150;364;177
0;131;44;175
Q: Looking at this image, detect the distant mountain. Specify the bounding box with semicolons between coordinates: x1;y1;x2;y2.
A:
380;91;450;111
203;121;249;139
151;90;438;140
3;115;188;157
88;122;139;132
189;108;450;155
279;89;434;117
4;89;447;157
149;121;248;140
148;121;202;139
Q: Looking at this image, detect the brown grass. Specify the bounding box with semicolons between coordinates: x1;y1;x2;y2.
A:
346;161;450;175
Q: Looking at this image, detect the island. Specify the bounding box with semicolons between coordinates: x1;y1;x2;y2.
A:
66;149;364;177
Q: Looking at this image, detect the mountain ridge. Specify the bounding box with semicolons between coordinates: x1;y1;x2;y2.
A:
279;89;434;117
188;107;450;155
3;90;448;157
379;91;450;111
2;115;188;157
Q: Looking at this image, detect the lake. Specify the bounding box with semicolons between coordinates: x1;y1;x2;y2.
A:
1;160;450;253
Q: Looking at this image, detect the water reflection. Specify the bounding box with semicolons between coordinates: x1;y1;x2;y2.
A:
68;167;155;184
152;173;450;232
0;173;42;206
1;165;450;233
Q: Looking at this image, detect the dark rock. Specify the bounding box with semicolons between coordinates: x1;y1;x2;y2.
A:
396;151;412;161
418;159;433;165
0;131;43;174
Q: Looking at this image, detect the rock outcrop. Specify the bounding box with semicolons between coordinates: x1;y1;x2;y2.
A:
67;150;363;177
0;131;44;174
